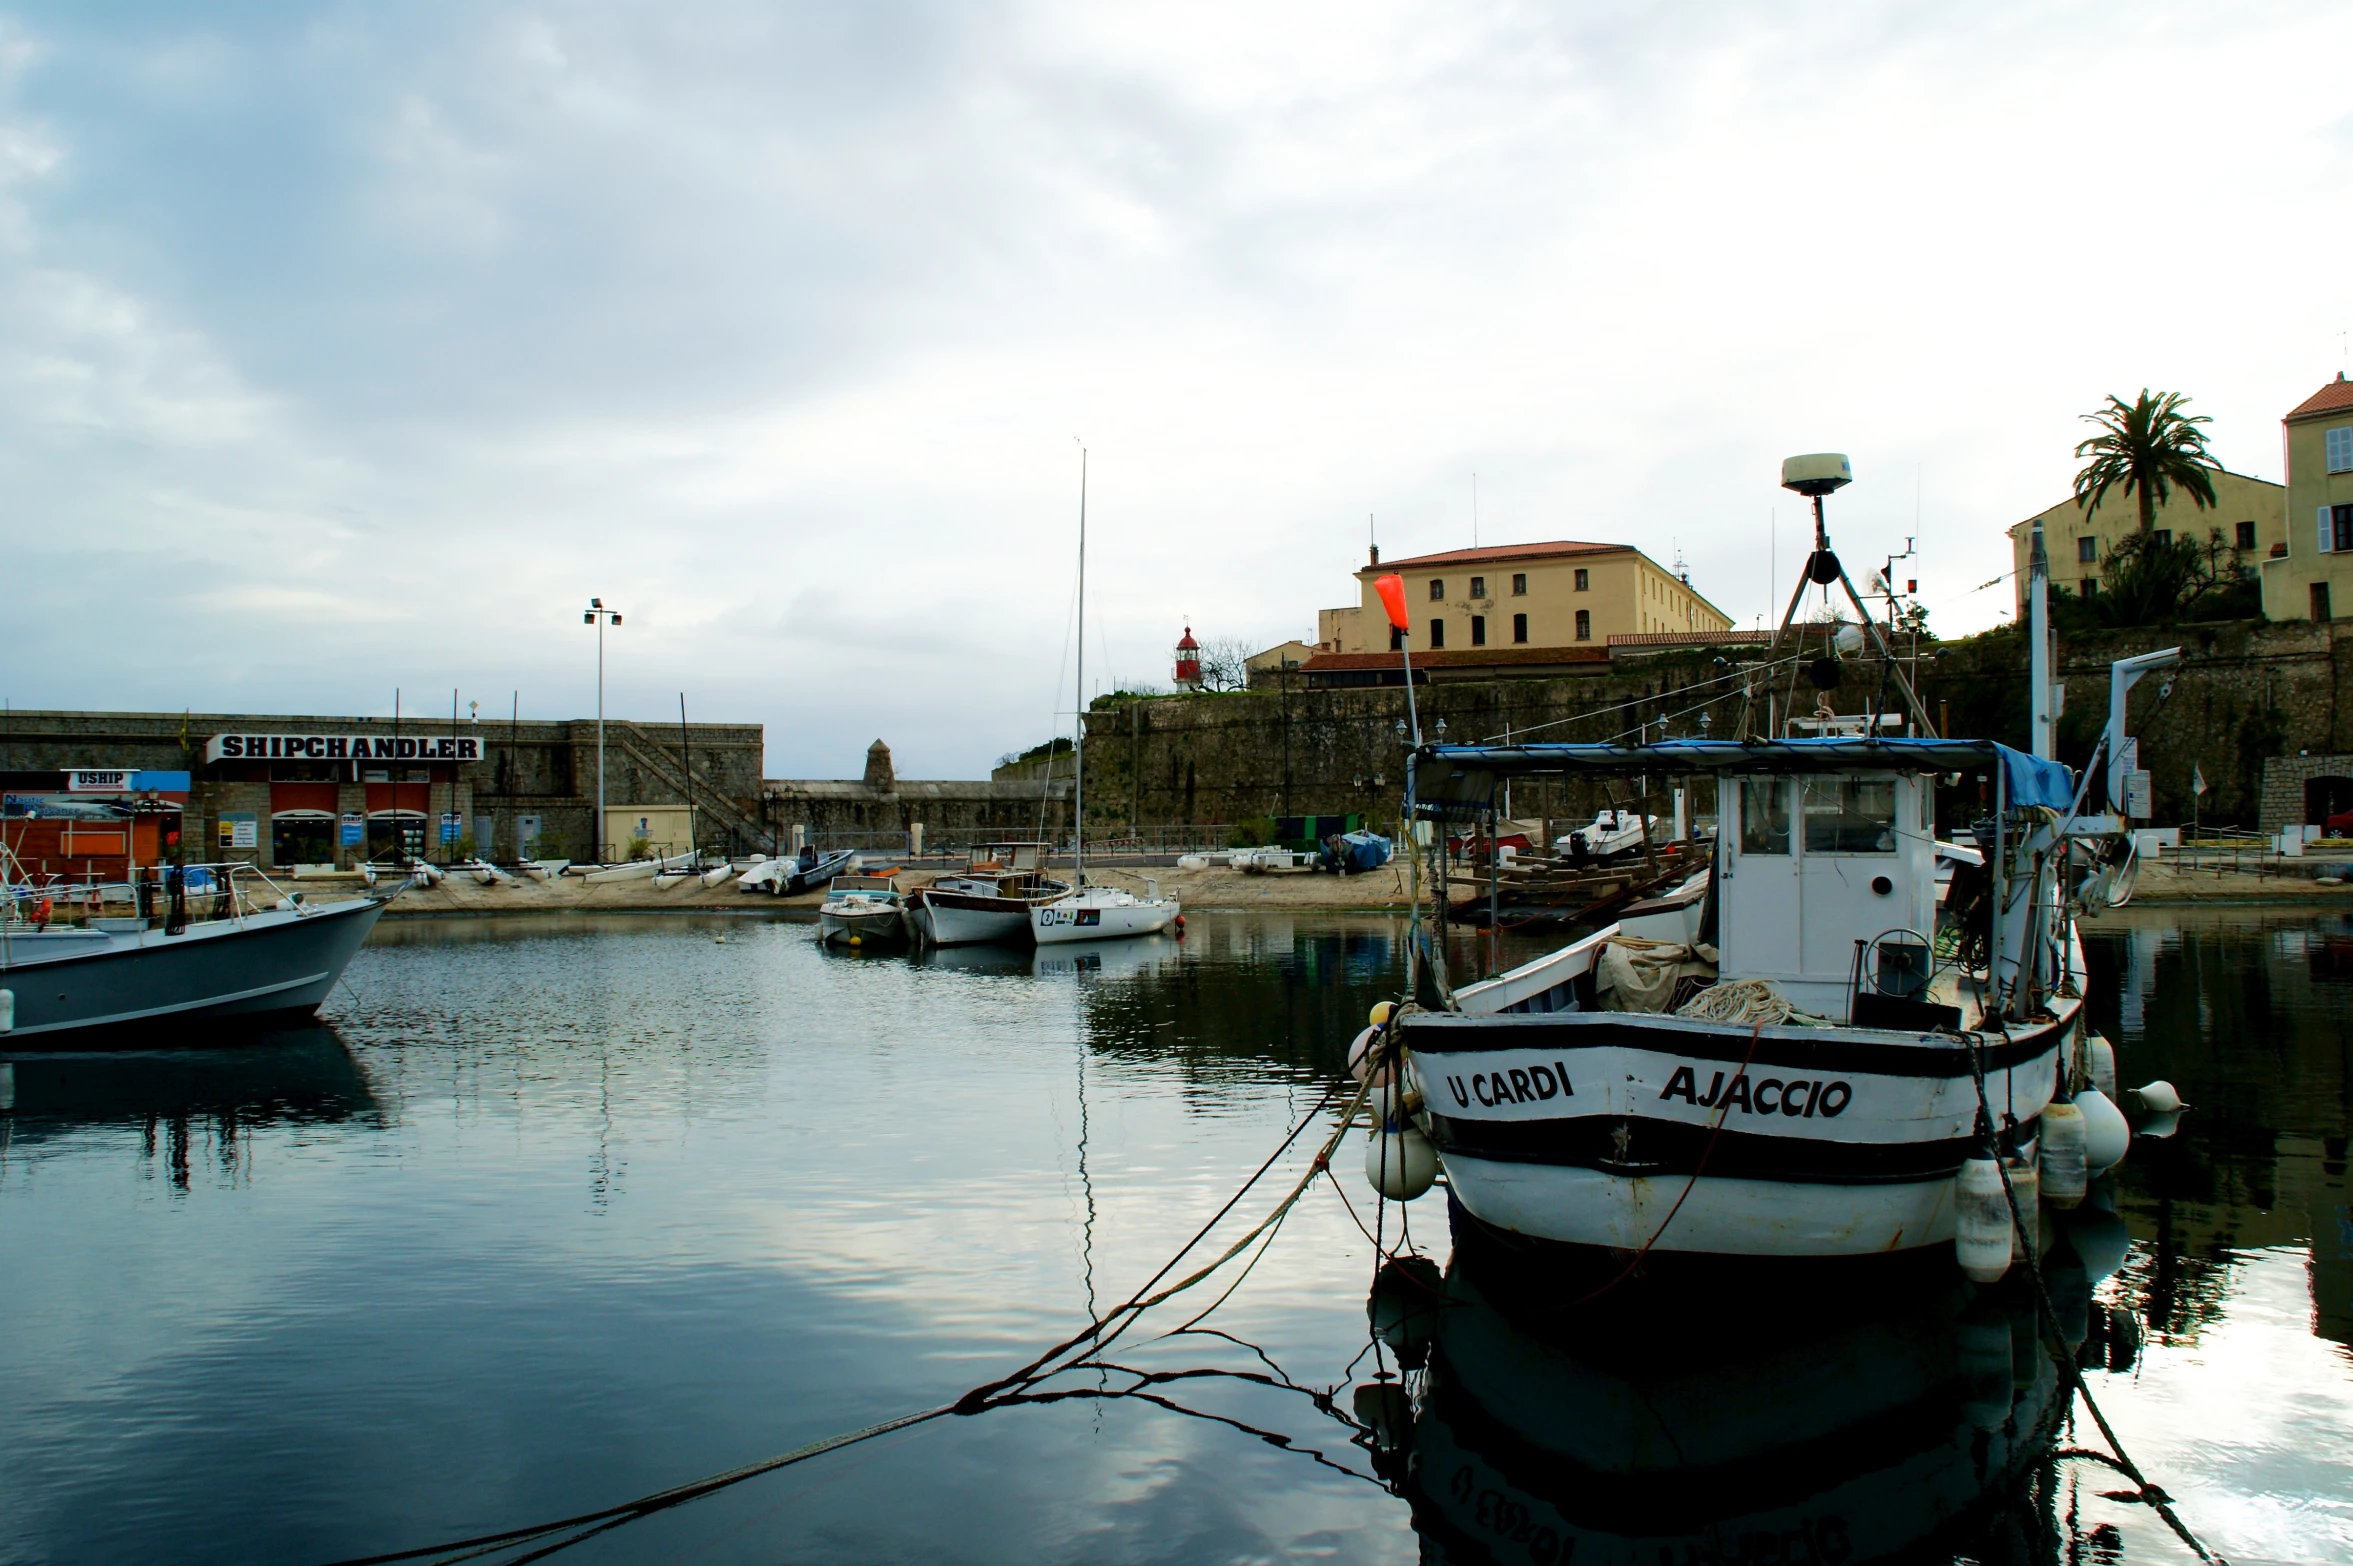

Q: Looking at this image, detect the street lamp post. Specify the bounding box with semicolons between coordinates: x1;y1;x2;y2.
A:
583;598;623;862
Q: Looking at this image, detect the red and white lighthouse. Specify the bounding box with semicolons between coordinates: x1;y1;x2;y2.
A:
1174;626;1202;690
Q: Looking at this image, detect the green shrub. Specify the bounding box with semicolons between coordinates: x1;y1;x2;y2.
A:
1227;817;1277;848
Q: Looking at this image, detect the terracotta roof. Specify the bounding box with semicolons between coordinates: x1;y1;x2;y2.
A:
2286;375;2353;422
1300;646;1610;672
1359;540;1631;573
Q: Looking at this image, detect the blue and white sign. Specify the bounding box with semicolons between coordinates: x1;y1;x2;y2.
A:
340;812;365;847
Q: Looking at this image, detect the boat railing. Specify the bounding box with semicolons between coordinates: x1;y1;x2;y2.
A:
0;859;341;932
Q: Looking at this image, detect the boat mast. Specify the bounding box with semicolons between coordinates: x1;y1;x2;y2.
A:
1074;444;1086;888
2028;521;2054;759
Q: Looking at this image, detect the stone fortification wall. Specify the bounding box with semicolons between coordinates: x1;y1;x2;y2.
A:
763;741;1072;846
1071;620;2353;834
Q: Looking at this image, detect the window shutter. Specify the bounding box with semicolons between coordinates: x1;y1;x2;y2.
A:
2323;505;2336;554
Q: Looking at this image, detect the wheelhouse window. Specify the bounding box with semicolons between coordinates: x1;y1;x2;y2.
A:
1739;780;1790;855
1800;777;1898;853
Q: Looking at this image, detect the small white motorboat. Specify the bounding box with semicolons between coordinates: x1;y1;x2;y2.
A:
1552;809;1658;862
818;873;908;948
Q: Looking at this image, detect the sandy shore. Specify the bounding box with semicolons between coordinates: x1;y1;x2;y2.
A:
354;851;2353;921
363;860;1424;919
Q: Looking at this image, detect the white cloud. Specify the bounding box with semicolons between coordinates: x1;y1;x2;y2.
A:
0;1;2348;775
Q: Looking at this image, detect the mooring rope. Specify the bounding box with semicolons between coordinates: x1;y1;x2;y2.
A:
1964;1029;2227;1566
324;1042;1389;1566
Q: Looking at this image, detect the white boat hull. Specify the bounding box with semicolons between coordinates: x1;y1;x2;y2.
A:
818;905;905;946
1030;895;1179;944
1404;1005;2068;1258
915;897;1033;947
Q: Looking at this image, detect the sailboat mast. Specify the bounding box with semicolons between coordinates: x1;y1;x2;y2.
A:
1075;445;1087;887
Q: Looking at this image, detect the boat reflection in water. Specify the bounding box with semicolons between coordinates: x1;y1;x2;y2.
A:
0;1026;377;1184
1368;1227;2130;1566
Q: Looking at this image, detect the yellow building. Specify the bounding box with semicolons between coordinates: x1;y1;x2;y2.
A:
2259;375;2353;621
1305;541;1733;685
2005;468;2284;615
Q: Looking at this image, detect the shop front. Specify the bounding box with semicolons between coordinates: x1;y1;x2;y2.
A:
202;728;480;868
0;769;190;884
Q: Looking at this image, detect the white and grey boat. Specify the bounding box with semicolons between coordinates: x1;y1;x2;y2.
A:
1;863;387;1048
816;873;907;948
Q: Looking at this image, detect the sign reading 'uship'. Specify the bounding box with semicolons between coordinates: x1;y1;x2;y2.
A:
205;733;483;764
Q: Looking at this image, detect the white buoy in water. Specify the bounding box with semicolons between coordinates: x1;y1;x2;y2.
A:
1365;1124;1438;1201
2133;1080;2185;1114
1957;1307;2013;1430
2087;1035;2118;1100
2075;1087;2131;1174
2061;1207;2131;1282
2038;1101;2088;1208
1955;1158;2013;1283
2006;1157;2040;1259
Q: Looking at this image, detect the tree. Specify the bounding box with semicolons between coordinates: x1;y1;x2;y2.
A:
1196;635;1256;692
2055;525;2259;629
2072;389;2220;534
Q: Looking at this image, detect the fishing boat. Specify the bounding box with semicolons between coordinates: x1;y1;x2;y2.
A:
1374;1243;2075;1564
817;873;907;948
0;860;387;1047
1375;454;2168;1266
1026;446;1181;948
908;843;1070;947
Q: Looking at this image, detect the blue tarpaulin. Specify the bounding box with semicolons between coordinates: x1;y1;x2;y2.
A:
1333;830;1392;874
1994;744;2075;810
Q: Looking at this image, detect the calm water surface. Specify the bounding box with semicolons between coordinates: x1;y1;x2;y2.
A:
0;908;2346;1564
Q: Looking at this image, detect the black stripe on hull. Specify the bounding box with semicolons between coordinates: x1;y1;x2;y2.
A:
1428;1113;1994;1185
1403;1012;2063;1078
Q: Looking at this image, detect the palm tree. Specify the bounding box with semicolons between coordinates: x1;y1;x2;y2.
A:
2072;389;2220;534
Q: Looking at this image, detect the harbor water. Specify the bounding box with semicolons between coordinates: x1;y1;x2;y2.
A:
1;908;2348;1563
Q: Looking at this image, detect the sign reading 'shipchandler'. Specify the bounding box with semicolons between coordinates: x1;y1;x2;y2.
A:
205;733;483;764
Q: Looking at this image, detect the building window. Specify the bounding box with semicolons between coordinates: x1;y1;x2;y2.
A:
1512;613;1528;643
1428;619;1445;649
271;814;336;865
1511;573;1526;595
2235;520;2257;550
2079;579;2096;598
1574;568;1589;591
1470;615;1487;646
2076;536;2097;563
2333;504;2353;552
2328;426;2353;473
1428;578;1445;601
1574;609;1591;641
1390;625;1404;651
2316;582;2334;623
2151;529;2171;548
1469;575;1486;599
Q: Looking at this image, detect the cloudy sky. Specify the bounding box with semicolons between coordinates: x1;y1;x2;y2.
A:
4;2;2349;777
